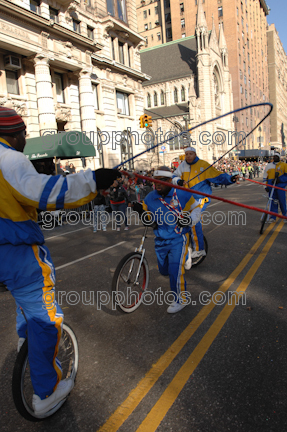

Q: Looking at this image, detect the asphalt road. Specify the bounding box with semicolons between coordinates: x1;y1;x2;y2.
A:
1;179;287;432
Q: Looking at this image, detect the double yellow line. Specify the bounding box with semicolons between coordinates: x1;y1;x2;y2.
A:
98;222;283;432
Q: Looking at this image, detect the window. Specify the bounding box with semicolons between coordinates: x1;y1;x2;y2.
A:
241;17;244;27
147;93;151;108
87;26;94;39
49;7;59;23
107;0;115;16
111;37;115;60
148;9;150;15
244;75;247;85
106;0;127;23
73;19;81;34
154;91;158;107
240;70;242;79
157;32;161;41
160;90;165;106
119;42;124;64
145;37;148;47
92;84;99;110
144;23;148;30
181;86;185;102
149;22;152;29
30;0;40;14
248;66;250;76
245;89;247;99
180;2;184;13
165;13;171;23
151;34;153;41
164;0;170;8
247;38;249;49
155;6;158;14
239;54;241;64
5;70;19;95
181;18;185;28
218;7;223;18
243;61;246;72
174;87;178;103
54;73;65;103
237;7;239;16
240;84;243;94
182;33;186;38
143;10;147;19
128;45;131;67
166;27;172;39
116;91;129;116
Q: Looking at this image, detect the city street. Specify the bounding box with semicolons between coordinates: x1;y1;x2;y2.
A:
1;181;287;432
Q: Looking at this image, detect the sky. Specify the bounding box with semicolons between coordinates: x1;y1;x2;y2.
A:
266;0;287;53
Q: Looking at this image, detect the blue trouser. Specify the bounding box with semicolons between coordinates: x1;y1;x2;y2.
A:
269;187;287;220
110;202;128;227
190;199;207;251
94;204;106;231
155;233;189;303
0;243;63;400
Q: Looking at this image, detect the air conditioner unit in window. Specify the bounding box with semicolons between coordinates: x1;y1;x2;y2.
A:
4;55;21;70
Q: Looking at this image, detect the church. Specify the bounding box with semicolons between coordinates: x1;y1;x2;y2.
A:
139;0;235;167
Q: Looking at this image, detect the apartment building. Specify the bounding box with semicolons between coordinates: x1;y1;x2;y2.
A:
0;0;150;169
267;23;287;152
137;0;271;152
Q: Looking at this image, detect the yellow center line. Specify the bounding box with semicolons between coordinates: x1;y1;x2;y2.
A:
136;221;284;432
97;223;274;432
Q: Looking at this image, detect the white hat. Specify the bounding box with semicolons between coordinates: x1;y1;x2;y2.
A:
184;147;196;153
274;152;280;157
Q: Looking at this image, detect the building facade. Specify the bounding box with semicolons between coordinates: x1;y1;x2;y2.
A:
267;23;287;152
137;0;271;153
140;12;234;166
0;0;150;170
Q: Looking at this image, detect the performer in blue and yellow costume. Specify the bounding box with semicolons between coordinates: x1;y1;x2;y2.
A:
263;151;287;222
172;147;238;260
135;166;201;314
0;107;119;415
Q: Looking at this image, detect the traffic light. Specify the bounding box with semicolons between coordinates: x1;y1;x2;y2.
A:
139;115;144;128
139;114;152;128
143;114;152;128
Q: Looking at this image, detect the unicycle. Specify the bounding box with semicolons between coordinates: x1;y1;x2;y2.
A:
12;321;78;421
112;226;149;313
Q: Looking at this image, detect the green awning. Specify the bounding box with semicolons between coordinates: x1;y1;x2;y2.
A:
24;131;96;160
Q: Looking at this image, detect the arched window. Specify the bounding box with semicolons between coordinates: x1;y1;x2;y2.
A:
147;93;151;108
213;70;221;108
174;87;178;103
181;86;185;101
154;91;158;107
160;90;165;105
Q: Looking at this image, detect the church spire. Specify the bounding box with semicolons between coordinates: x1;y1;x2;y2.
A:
196;0;208;52
196;0;207;29
219;24;228;67
219;23;227;50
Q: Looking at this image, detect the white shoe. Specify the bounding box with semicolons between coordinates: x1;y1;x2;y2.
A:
116;227;120;232
17;337;26;353
103;227;107;231
124;226;129;231
184;247;192;270
32;378;74;416
167;301;187;314
268;219;276;223
190;249;206;258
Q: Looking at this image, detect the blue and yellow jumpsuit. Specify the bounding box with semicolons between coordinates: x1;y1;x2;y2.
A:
263;161;287;220
143;188;200;303
0;138;97;400
172;157;234;251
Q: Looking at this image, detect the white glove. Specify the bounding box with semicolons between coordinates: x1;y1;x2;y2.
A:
190;206;201;226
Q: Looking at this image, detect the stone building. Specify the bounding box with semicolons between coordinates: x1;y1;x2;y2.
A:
137;0;271;152
267;23;287;153
140;4;234;166
0;0;150;169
